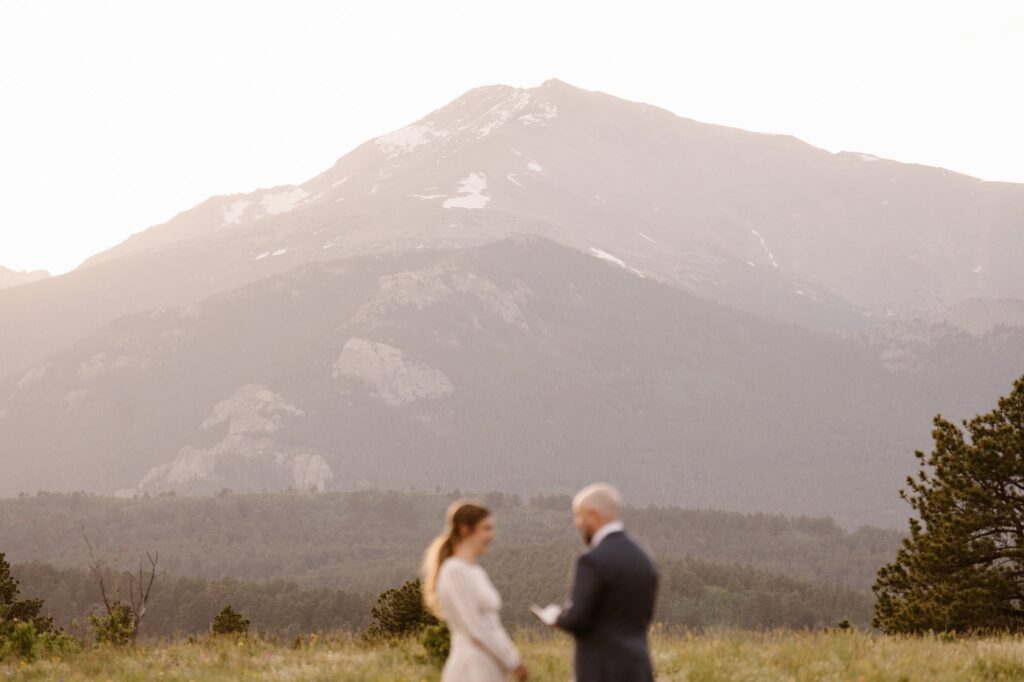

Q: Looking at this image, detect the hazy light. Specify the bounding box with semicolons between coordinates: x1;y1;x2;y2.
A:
2;0;1022;274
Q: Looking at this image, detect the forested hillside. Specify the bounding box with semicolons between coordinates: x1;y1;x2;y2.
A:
0;491;899;592
10;555;871;637
10;561;371;639
0;490;892;632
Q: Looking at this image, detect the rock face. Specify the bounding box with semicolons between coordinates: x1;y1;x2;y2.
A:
332;339;454;406
350;263;531;331
137;384;333;494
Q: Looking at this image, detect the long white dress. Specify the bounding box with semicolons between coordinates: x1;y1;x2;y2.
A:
436;556;521;682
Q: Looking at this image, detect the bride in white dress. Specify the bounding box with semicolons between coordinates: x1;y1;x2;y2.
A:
422;500;528;682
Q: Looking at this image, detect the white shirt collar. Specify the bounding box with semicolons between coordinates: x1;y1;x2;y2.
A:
590;520;625;548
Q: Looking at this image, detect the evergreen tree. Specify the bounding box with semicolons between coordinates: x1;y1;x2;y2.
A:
0;553;51;633
211;605;250;636
89;602;134;646
364;579;438;640
874;376;1024;633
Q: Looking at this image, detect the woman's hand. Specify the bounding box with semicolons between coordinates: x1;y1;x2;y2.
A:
513;663;528;680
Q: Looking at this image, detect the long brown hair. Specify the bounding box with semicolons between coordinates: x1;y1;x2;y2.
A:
421;499;492;618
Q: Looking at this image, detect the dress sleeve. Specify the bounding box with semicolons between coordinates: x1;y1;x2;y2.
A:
442;562;521;671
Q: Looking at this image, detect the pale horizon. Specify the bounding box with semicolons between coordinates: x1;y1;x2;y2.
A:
2;0;1023;274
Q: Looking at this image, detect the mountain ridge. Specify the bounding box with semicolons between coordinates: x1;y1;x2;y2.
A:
3;79;1023;381
0;265;50;290
2;80;1023;526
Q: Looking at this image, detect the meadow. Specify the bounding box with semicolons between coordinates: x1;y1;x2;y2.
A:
6;630;1024;682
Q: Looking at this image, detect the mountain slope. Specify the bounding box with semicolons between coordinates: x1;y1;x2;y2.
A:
86;80;1024;318
0;237;946;525
3;79;1023;381
0;265;49;290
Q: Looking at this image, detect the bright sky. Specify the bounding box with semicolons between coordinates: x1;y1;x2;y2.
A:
2;0;1022;274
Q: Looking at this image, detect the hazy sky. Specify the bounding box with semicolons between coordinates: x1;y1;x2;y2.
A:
2;1;1022;274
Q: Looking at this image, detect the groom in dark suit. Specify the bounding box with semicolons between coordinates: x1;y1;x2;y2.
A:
553;483;658;681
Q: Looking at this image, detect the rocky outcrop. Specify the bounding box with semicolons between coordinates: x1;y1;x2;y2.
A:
350;263;531;331
137;384;333;493
332;338;454;406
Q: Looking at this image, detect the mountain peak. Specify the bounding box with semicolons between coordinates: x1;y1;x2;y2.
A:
538;77;577;91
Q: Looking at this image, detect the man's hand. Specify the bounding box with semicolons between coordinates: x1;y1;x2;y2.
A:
513;663;528;680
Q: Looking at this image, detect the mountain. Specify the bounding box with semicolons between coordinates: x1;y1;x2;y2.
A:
0;236;998;525
3;79;1023;381
2;79;1023;525
0;265;49;290
929;298;1024;336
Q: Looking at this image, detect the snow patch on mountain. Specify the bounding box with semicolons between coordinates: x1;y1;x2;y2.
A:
590;248;627;268
750;229;780;268
590;248;646;278
476;90;533;137
527;161;543;173
518;99;558;125
443;172;490;209
376;123;443;157
221;199;250;225
261;188;310;215
332;338;454;406
375;87;536;159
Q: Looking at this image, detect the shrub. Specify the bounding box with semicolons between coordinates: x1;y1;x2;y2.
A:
364;579;438;641
89;601;135;646
0;620;37;661
211;605;250;636
421;623;451;664
0;552;52;634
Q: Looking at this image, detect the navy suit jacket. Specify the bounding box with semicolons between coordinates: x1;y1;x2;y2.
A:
556;531;658;682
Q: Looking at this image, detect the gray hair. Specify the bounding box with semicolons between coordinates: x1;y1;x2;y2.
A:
572;482;622;520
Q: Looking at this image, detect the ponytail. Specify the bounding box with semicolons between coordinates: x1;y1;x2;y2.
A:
421;499;491;619
422;533;456;618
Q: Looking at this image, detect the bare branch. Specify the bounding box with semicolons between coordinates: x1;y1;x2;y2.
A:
81;525;114;613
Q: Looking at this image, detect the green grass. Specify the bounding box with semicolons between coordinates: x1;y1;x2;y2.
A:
7;630;1024;681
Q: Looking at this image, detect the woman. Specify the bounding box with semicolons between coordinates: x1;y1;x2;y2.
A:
422;500;528;682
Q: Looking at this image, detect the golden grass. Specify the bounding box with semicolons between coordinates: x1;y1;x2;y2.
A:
7;630;1024;681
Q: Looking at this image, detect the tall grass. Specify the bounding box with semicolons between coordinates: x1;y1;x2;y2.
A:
6;630;1024;681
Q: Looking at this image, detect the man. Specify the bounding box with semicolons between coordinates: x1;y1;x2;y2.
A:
544;483;659;681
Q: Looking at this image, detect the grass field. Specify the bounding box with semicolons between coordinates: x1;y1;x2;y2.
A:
6;630;1024;681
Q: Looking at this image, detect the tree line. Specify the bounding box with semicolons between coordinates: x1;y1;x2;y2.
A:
0;490;899;596
6;552;868;644
8;558;372;641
